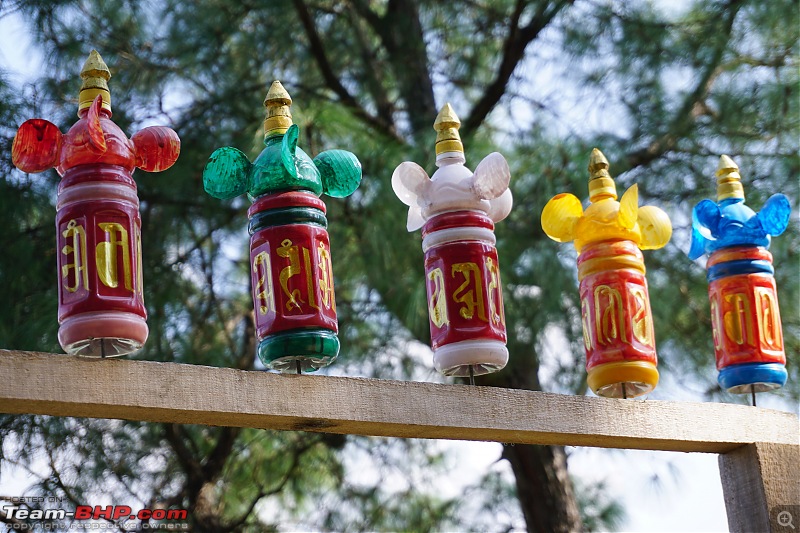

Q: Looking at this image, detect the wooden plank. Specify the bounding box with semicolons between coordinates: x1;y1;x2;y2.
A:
0;350;797;453
719;442;800;532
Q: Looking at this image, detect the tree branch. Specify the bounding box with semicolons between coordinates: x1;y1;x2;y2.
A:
202;427;242;480
462;0;574;137
163;424;204;495
292;0;404;144
623;1;743;172
345;7;396;126
220;437;318;532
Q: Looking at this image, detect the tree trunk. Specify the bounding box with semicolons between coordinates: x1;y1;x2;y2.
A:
503;444;583;533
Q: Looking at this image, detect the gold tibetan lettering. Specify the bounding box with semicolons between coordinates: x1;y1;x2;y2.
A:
723;293;753;346
630;286;653;347
96;222;132;291
428;267;449;328
485;257;505;326
135;225;143;297
253;251;275;315
277;239;304;311
317;242;335;311
581;297;593;351
452;262;487;321
61;219;89;293
710;297;723;351
594;285;626;345
303;247;318;310
754;287;782;349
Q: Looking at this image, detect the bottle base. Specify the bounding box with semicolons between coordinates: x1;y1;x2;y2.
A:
433;339;508;377
258;329;339;373
587;361;659;399
718;363;787;394
59;311;148;357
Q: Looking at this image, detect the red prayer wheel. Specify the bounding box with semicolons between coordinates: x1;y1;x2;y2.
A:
11;50;180;357
421;211;507;375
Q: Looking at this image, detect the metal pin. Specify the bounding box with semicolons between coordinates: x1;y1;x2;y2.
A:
469;365;475;386
622;383;628;400
296;359;302;375
751;385;757;407
101;339;106;359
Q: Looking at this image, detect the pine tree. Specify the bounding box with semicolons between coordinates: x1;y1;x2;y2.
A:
1;0;797;531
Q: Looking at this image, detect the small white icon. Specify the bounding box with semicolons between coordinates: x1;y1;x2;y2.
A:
778;510;795;529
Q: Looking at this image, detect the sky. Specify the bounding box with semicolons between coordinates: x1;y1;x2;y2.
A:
0;6;796;533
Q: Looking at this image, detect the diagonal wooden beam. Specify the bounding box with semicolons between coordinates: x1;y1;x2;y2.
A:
0;350;796;454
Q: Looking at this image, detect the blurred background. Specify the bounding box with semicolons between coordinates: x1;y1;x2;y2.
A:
0;0;797;531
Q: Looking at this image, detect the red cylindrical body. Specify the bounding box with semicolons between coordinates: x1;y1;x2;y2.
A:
421;211;507;376
578;240;658;397
707;247;784;370
56;164;146;356
247;192;339;372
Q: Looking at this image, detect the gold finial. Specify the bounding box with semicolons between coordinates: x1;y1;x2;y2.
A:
78;50;112;114
434;103;463;155
263;80;293;137
716;154;744;201
587;148;617;202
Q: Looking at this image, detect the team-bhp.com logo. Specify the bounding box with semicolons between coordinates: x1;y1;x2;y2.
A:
1;501;189;530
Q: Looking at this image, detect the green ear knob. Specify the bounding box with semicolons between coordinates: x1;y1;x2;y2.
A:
315;149;362;198
281;124;300;179
203;147;251;199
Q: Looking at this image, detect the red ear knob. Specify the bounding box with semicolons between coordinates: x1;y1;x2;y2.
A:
131;126;181;172
86;94;107;152
12;118;62;173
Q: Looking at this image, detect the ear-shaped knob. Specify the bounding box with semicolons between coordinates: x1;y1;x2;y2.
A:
132;126;181;172
281;124;300;179
203;146;251;200
392;162;430;207
694;199;721;236
86;94;107;152
541;193;583;243
472;152;510;200
758;194;791;237
637;205;672;250
618;184;638;229
688;200;719;260
315;149;362;198
12;118;62;173
487;189;513;223
407;207;426;232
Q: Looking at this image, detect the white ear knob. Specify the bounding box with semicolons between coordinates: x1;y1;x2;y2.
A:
487;189;513;222
392;161;430;206
472;152;510;200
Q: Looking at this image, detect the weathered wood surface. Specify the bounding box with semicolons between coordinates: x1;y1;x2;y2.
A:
1;350;797;454
719;442;800;532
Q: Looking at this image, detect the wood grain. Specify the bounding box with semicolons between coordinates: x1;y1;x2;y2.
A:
1;350;797;453
719;442;800;532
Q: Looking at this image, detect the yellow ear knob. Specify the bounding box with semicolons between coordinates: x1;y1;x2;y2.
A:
541;193;583;243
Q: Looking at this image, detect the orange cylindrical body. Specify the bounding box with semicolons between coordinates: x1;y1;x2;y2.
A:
577;240;658;397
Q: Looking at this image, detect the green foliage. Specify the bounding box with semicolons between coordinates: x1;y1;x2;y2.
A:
1;0;798;531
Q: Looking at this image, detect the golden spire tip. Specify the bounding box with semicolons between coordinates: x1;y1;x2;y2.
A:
588;148;609;178
434;103;460;130
587;148;616;202
434;103;463;155
263;80;293;137
264;80;292;108
716;154;738;175
81;50;111;80
78;49;112;114
716;154;744;201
